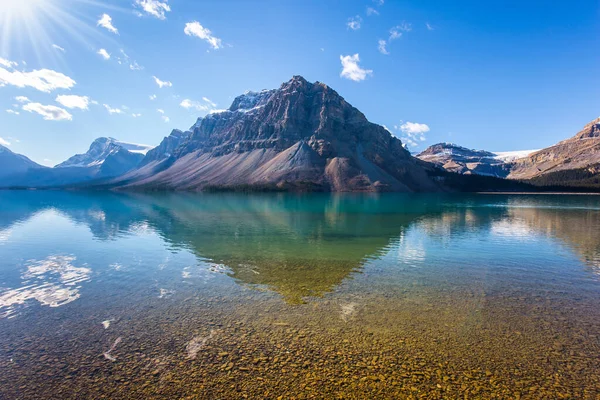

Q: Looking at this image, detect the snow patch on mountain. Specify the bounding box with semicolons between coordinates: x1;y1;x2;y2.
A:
492;149;539;162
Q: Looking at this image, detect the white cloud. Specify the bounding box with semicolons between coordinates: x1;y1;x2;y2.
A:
0;137;10;146
389;23;411;40
340;54;373;82
373;0;384;5
347;15;362;30
15;96;29;103
22;102;72;121
0;68;76;92
366;7;379;16
180;99;209;111
134;0;171;20
184;21;223;50
5;109;19;115
426;22;434;31
97;49;111;60
0;58;18;69
397;121;430;147
202;97;217;107
377;39;389;55
156;108;164;114
149;94;157;100
153;76;172;88
132;113;142;117
52;44;66;52
180;97;216;111
103;104;123;114
161;116;170;123
55;95;90;110
400;121;430;135
378;23;412;55
129;61;143;71
97;13;118;34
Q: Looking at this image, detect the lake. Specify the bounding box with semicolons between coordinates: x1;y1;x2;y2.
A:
0;191;599;399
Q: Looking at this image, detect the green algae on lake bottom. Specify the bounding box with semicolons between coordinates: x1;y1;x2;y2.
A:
0;191;599;398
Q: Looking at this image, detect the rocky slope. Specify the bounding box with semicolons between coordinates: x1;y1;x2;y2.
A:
120;76;440;192
0;145;45;179
509;117;600;180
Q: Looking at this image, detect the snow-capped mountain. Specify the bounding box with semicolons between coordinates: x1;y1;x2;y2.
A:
0;144;45;179
417;143;537;178
0;138;154;188
56;137;153;168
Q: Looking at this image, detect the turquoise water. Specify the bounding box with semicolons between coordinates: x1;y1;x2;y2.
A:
1;191;599;398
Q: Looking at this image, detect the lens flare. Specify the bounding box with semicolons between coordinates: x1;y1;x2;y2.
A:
0;0;125;63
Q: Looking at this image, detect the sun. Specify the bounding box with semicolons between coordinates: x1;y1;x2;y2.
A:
0;0;121;62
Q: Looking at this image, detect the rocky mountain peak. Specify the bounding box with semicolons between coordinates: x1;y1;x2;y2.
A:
571;116;600;140
120;76;437;192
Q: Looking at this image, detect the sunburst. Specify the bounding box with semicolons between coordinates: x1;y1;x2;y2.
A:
0;0;126;64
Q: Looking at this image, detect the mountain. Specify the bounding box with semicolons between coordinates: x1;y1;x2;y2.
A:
0;145;45;178
416;143;514;178
118;76;440;192
0;138;153;188
139;129;191;166
509;117;600;180
56;137;151;169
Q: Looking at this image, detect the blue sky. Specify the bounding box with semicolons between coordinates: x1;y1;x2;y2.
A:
0;0;599;166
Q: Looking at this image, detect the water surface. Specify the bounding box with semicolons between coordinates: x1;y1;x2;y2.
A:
0;191;599;399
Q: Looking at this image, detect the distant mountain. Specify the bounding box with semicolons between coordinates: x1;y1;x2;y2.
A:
416;143;537;178
0;137;153;188
117;76;440;192
0;145;45;178
509;117;600;180
56;137;152;169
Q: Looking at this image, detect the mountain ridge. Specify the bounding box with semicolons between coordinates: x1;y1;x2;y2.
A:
116;75;440;192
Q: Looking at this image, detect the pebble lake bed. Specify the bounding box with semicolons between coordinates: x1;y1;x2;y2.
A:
0;191;599;399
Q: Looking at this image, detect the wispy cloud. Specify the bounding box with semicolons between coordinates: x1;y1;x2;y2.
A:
134;0;171;20
180;97;217;112
129;61;143;71
56;95;90;110
184;21;223;50
97;49;111;60
132;113;142;118
52;44;66;53
153;76;172;88
149;94;157;100
22;102;73;121
366;7;379;16
377;39;388;55
0;67;76;92
15;96;29;103
5;110;19;116
97;14;118;34
103;104;123;114
340;54;372;82
202;97;216;107
0;137;10;146
426;22;434;31
378;23;412;55
347;15;362;30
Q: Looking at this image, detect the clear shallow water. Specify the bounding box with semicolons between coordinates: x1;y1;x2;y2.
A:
0;191;599;399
